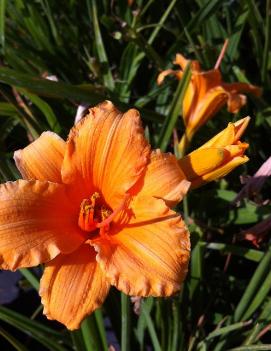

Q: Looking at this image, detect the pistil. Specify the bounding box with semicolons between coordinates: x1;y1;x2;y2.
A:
96;194;130;228
78;192;130;236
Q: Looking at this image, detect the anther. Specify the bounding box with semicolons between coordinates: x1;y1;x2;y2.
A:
78;192;129;235
101;205;112;221
78;192;100;232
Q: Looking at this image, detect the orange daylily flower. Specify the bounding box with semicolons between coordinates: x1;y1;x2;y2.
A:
0;101;190;330
157;49;261;143
178;117;250;188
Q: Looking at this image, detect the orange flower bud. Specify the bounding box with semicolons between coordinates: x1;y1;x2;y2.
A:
178;117;250;188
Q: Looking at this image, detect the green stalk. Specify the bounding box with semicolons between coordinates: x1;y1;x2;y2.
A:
20;268;39;291
87;0;115;91
242;323;262;345
121;293;131;351
71;330;86;351
94;309;108;350
171;300;179;351
202;320;252;342
183;195;189;224
148;0;177;45
234;247;271;321
179;131;193;158
227;346;271;351
81;316;99;351
261;0;271;82
242;270;271;321
141;300;162;351
0;327;28;351
158;63;191;151
0;0;6;55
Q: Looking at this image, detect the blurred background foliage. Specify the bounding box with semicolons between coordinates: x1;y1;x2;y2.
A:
0;0;271;350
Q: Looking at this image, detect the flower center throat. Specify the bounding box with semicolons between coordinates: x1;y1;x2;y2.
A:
78;192;112;232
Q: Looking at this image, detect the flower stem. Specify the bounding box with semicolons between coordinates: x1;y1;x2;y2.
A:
121;292;131;351
141;299;161;351
81;316;100;351
183;194;189;224
178;132;191;158
20;268;39;291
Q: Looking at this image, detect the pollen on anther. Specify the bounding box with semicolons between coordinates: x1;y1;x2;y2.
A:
78;193;101;232
78;192;113;233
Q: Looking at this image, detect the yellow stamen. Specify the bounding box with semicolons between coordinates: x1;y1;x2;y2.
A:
78;192;128;236
78;192;100;232
100;205;112;221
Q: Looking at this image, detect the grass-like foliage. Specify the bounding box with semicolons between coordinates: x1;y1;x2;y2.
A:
0;0;271;350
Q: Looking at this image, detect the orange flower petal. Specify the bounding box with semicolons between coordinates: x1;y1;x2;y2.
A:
187;86;227;134
94;197;190;297
161;52;260;142
40;244;110;330
227;93;247;113
233;117;251;142
174;53;194;71
14;132;65;183
62;101;150;209
183;70;222;128
191;155;249;188
225;143;248;158
193;70;222;101
157;69;181;85
223;82;262;97
199;123;236;148
178;148;226;180
133;150;190;207
182;82;197;126
0;180;85;270
200;117;250;149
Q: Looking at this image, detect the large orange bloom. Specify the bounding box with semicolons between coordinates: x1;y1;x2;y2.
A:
0;101;190;330
157;53;261;143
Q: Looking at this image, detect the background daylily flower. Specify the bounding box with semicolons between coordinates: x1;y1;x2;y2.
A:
233;156;271;246
0;101;190;330
157;49;261;150
233;155;271;205
239;215;271;247
178;117;250;188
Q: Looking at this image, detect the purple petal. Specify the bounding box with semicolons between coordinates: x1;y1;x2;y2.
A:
0;271;21;304
233;155;271;204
